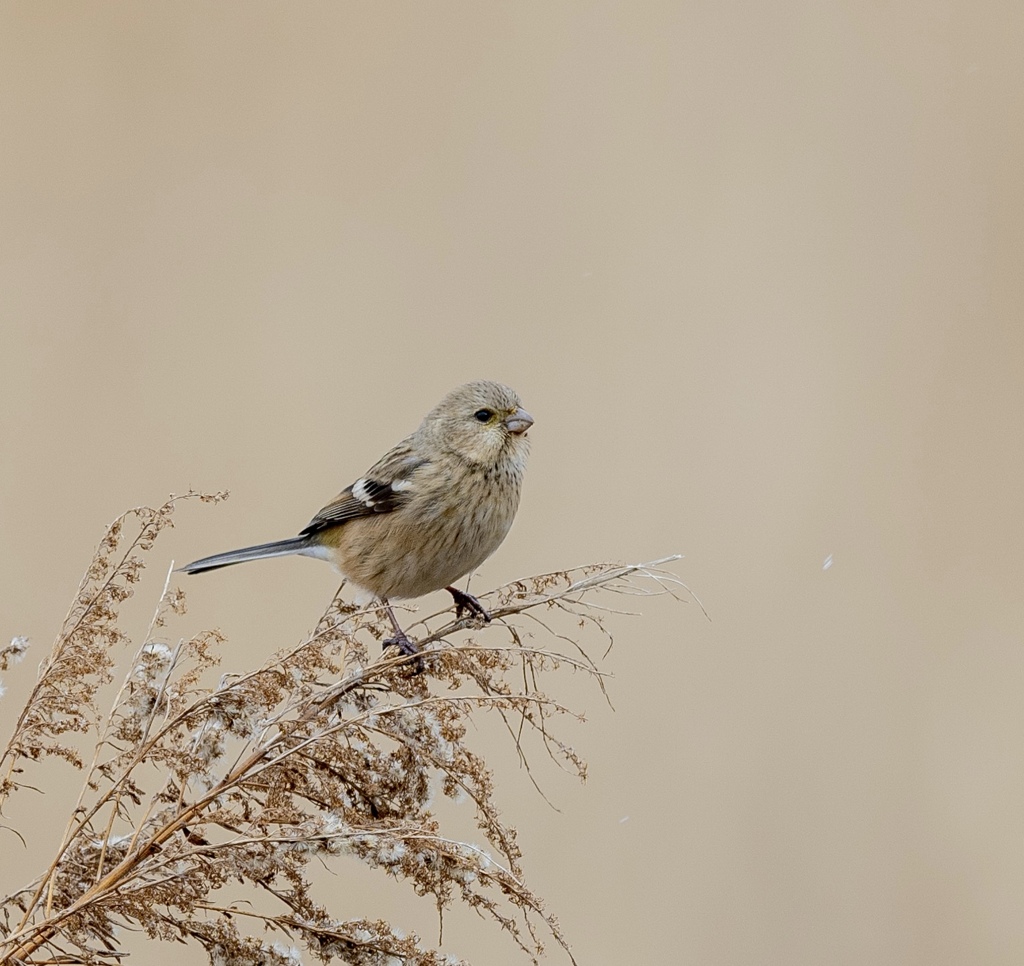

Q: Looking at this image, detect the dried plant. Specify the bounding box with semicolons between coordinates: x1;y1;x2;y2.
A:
0;495;683;966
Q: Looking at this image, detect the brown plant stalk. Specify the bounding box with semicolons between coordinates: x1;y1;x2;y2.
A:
0;494;684;966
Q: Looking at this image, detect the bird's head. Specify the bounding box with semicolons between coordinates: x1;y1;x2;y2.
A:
423;380;533;468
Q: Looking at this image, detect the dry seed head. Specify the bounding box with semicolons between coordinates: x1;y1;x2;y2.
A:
0;494;682;966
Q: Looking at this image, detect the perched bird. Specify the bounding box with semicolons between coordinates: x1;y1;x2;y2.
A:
179;381;533;655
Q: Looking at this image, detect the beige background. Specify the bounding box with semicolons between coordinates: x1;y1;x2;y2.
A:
2;3;1024;964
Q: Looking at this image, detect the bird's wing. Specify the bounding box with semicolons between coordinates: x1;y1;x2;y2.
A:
300;441;427;536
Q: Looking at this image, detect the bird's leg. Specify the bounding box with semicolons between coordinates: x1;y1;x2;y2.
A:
381;599;419;656
446;586;491;623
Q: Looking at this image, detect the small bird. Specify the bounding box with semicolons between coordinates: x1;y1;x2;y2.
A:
179;381;533;655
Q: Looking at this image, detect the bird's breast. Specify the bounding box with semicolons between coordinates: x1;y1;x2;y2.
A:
321;463;523;601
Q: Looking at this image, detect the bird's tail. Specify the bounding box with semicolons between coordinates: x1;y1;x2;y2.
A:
177;536;312;574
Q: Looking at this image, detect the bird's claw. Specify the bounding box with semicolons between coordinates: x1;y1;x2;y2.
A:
446;586;491;623
383;631;424;674
382;631;418;656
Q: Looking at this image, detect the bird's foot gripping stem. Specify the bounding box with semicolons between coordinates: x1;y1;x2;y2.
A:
446;586;491;623
381;600;424;672
382;629;419;657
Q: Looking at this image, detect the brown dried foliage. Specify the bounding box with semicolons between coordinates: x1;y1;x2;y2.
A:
0;495;682;966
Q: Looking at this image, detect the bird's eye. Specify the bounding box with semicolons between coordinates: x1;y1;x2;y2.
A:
474;408;493;422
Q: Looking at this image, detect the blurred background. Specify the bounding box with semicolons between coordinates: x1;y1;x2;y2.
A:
2;3;1024;963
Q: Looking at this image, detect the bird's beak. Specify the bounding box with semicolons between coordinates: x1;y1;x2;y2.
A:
504;407;534;435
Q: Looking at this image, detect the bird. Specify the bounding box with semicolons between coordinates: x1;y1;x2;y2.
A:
178;381;533;656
